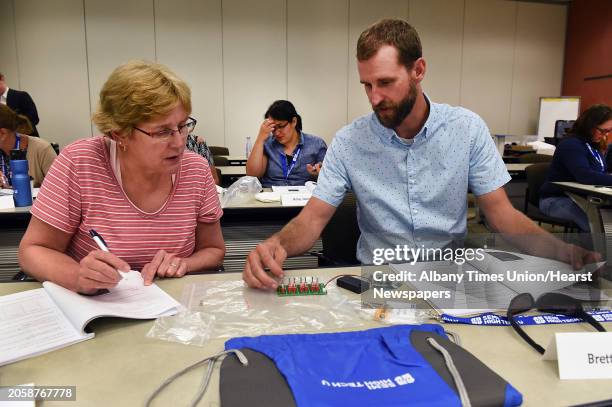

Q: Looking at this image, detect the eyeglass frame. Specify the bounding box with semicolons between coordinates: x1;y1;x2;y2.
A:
133;117;197;140
270;121;291;133
595;127;612;136
507;292;606;354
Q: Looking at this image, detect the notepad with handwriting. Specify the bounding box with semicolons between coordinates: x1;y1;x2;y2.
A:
388;251;606;317
0;271;181;366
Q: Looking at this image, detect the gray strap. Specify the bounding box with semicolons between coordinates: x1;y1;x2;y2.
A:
445;330;461;346
145;349;248;407
427;337;471;407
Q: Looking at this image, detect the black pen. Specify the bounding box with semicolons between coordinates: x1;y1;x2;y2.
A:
89;229;110;252
89;229;128;280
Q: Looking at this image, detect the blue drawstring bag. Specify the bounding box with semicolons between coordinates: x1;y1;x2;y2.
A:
223;324;523;407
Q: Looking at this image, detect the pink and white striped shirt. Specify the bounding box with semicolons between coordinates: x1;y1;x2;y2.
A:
31;136;223;270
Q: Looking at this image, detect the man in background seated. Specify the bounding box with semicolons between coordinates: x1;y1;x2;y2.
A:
243;18;597;290
0;72;40;137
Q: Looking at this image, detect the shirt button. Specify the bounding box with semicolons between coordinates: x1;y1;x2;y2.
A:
409;179;415;184
413;209;418;214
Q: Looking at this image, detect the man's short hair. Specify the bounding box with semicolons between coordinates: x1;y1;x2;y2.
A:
357;19;422;70
92;60;191;136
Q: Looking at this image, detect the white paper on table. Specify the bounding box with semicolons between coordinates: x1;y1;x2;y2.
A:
271;185;307;193
0;289;91;366
255;192;281;202
0;194;14;209
280;192;312;207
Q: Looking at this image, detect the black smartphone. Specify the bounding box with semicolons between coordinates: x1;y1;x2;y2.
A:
337;276;369;294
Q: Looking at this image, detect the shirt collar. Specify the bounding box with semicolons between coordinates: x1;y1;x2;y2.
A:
371;93;437;144
0;87;8;102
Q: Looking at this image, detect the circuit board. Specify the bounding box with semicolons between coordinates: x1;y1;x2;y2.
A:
276;277;327;296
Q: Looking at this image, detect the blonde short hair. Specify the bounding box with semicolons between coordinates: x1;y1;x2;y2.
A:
92;60;191;135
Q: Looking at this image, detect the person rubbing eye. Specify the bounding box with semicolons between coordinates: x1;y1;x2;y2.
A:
246;100;327;187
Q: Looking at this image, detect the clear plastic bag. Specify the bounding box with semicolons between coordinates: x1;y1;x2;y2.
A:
146;280;368;346
220;176;262;207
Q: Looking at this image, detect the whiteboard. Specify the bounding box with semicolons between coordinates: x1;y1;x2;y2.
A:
537;97;580;141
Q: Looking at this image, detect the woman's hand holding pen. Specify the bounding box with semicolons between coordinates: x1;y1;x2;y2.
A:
76;250;129;294
141;249;187;285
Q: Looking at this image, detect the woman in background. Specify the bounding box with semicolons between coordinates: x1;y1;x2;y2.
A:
540;104;612;231
0;104;56;188
246;100;327;187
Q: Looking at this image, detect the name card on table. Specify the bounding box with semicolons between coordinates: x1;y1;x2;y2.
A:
0;190;15;209
543;332;612;379
280;193;311;207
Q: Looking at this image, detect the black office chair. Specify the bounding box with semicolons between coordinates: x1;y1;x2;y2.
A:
213;156;229;166
524;163;579;233
518;153;553;164
209;146;230;156
315;193;361;266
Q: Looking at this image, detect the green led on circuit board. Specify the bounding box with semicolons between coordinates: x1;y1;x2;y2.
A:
276;277;327;296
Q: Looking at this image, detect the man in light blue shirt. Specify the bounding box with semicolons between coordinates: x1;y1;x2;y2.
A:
313;98;509;263
243;19;595;289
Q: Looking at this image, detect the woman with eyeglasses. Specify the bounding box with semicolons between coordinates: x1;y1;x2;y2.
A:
246;100;327;187
540;104;612;231
0;104;56;188
19;61;225;294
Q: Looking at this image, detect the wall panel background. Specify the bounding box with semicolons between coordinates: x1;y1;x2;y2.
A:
14;0;91;146
155;0;225;147
288;0;349;144
0;0;569;152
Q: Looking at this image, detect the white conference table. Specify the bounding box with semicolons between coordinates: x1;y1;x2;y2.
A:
1;267;611;407
505;163;532;174
217;165;246;176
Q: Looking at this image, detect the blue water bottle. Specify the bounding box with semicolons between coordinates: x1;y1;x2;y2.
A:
10;149;33;207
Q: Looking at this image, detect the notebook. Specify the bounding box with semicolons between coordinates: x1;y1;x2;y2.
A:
0;271;181;366
388;251;607;317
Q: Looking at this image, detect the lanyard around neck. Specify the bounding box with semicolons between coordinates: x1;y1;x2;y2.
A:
586;143;604;172
280;146;302;181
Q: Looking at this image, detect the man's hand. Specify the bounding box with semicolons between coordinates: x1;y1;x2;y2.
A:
556;243;602;270
243;238;287;289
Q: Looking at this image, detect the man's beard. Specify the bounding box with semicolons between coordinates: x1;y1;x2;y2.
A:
373;81;417;129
